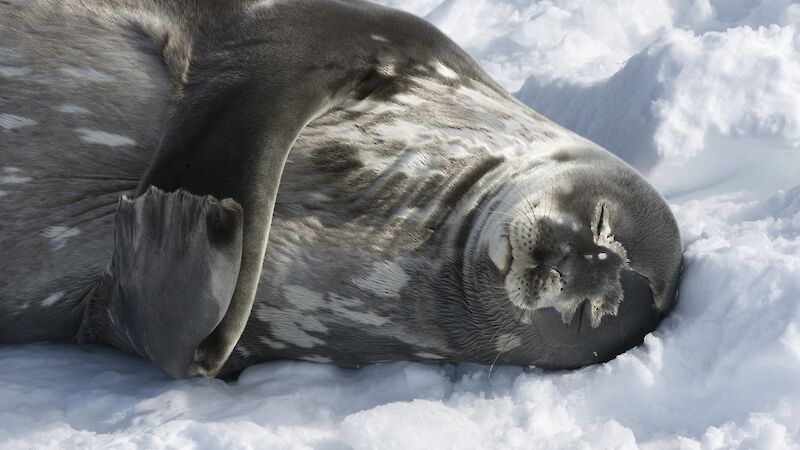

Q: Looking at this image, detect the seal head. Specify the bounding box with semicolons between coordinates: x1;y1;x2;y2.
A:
464;150;682;368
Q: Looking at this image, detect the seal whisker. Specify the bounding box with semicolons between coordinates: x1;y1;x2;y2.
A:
485;209;518;220
487;291;522;348
512;184;538;224
492;195;536;225
488;303;526;381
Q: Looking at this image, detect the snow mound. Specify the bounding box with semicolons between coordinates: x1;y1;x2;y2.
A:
2;0;800;448
517;24;800;179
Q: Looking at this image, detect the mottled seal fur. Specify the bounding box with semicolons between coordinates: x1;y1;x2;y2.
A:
0;0;682;378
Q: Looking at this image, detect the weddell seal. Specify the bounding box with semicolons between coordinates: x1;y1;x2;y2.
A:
0;0;682;379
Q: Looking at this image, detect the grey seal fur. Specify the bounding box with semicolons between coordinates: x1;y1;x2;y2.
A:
0;0;682;378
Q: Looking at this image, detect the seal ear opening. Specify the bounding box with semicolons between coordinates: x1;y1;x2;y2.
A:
78;187;243;378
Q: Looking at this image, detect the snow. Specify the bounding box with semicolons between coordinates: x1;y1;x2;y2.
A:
2;0;800;448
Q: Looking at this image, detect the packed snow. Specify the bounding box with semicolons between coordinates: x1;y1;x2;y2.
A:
2;0;800;448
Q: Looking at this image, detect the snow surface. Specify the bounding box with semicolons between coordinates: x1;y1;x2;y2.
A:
2;0;800;448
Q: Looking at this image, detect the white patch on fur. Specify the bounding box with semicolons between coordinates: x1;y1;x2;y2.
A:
0;113;36;130
328;293;390;326
351;261;410;299
1;167;32;184
282;286;389;326
248;0;277;11
257;289;330;348
57;104;91;114
394;149;445;178
344;97;401;115
307;192;331;203
74;128;136;147
255;306;328;349
487;224;511;274
393;93;425;106
0;66;31;77
42;226;81;250
357;150;396;173
370;120;436;147
376;63;397;77
441;140;473;159
284;285;326;311
302;355;333;363
370;34;390;43
59;66;115;82
41;292;64;307
415;352;445;360
494;333;522;352
235;345;252;358
434;61;458;79
258;336;287;350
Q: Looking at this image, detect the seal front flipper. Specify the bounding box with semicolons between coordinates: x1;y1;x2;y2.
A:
134;11;379;376
77;187;243;379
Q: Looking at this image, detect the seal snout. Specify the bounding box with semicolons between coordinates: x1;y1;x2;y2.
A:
503;211;571;312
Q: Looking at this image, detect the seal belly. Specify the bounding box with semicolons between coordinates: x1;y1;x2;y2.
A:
0;0;171;342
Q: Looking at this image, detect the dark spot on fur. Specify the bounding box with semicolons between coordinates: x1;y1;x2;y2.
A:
205;200;243;248
425;156;505;230
541;130;559;140
354;68;392;100
453;207;478;250
353;61;426;103
442;156;504;209
408;173;446;208
311;144;364;174
375;172;409;201
550;149;571;162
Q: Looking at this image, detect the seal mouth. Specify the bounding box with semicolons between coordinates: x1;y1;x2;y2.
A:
505;263;568;312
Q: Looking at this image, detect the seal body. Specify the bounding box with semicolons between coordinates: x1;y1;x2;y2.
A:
0;0;683;378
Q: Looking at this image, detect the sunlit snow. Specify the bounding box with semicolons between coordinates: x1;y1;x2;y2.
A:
2;1;799;448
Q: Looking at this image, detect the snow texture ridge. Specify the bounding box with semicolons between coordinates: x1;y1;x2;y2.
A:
2;0;800;448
